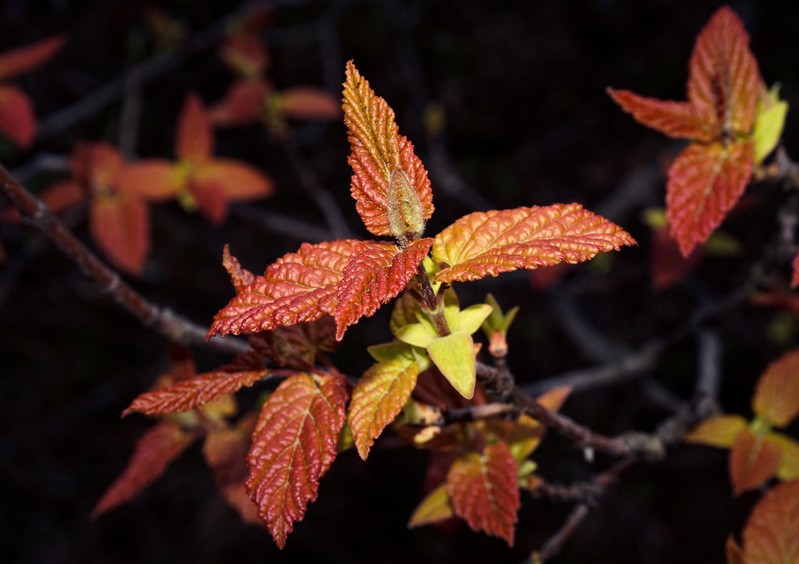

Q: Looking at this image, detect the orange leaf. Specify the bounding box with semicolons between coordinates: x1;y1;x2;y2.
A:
446;442;520;546
36;180;86;216
740;480;799;563
333;238;433;340
196;159;274;200
222;244;255;293
92;422;194;518
203;422;260;525
753;348;799;428
117;160;180;201
348;357;420;460
606;89;712;141
666;141;753;257
726;536;745;564
246;373;348;548
123;352;267;417
89;192;149;275
432;203;635;283
0;34;64;80
258;318;338;370
685;415;748;449
209;239;358;337
280;87;340;121
188;176;227;224
210;79;269;126
0;85;36;148
342;61;434;237
687;7;761;138
176;93;212;163
72;142;124;192
729;428;781;495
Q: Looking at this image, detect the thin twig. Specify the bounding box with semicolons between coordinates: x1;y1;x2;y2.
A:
0;164;249;355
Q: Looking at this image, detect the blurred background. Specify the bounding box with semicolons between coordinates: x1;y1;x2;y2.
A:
2;0;799;562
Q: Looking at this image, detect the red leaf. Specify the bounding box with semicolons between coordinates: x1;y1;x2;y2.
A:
687;6;761;138
92;422;194;518
188;176;227;224
741;480;799;563
348;357;420;459
89;191;149;275
446;442;520;545
210;79;270;127
203;421;260;525
432;203;635;283
0;85;36;148
729;428;781;495
650;225;702;290
752;348;799;428
280;87;340;121
246;373;348;548
607;89;712;141
72;142;124;191
36;180;86;216
666;141;753;257
123;352;267;417
333;238;433;340
342;61;434;237
0;35;64;80
209;239;358;337
176;93;213;163
222;244;255;292
196;159;274;201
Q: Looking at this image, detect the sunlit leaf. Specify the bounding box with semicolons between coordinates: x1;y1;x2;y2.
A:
446;442;520;546
209;239;358;337
195;159;274;201
222;244;255;292
427;332;476;400
246;373;348;548
123;352;267;416
685;415;748;449
666;141;753;257
432;203;635;283
0;34;64;80
740;480;799;563
752;348;799;428
753;85;788;165
92;422;194;518
606;89;712;141
342;61;434;236
348;355;420;459
730;428;781;495
769;432;799;481
333;238;432;340
408;484;454;528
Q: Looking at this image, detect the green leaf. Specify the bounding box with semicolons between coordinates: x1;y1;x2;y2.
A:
456;304;493;335
395;322;438;348
753;84;788;165
427;332;476;399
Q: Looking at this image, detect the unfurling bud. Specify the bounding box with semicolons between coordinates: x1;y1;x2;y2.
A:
387;168;425;243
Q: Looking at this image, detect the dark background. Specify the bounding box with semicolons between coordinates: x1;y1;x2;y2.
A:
2;1;799;562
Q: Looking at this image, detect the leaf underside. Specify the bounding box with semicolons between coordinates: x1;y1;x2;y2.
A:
432;203;635;283
446;442;520;546
246;373;348;548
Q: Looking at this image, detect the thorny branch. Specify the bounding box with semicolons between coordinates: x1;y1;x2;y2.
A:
0;165;249;356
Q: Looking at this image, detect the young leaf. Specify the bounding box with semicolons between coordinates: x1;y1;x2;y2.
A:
279;87;340;121
203;423;260;525
752;348;799;428
740;480;799;563
222;244;255;292
685;415;748;448
123;352;267;417
210;79;270;127
729;428;781;495
666;141;754;257
90;191;149;275
408;484;454;528
92;422;194;518
342;61;433;236
686;6;760;138
209;239;358;337
246;373;348;548
753;85;788;165
427;332;476;400
606;89;711;141
769;432;799;481
348;356;421;459
0;35;64;80
333;238;433;340
176;93;213;163
0;85;36;148
446;442;520;546
432;203;635;283
260;318;338;370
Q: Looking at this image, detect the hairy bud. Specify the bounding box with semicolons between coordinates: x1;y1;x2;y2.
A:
387;168;425;243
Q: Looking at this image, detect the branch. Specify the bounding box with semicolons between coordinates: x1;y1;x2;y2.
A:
0;164;248;356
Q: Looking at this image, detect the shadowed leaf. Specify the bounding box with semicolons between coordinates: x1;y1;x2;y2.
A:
753;348;799;428
246;373;348;548
280;87;340;121
176;93;213;162
730;428;781;495
260;318;338;370
90;192;149;275
0;34;64;80
0;85;36;148
408;484;454;528
740;480;799;563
